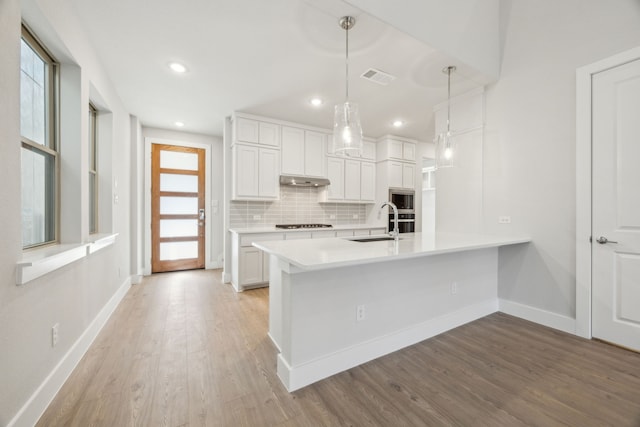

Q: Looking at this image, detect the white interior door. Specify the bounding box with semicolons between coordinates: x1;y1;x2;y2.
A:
592;58;640;351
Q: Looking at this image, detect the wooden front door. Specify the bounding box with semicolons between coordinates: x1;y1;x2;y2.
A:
151;144;205;273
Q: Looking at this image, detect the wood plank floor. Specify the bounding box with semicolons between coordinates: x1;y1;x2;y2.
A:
37;269;640;426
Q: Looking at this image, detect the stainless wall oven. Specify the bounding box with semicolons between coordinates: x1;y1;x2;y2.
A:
388;188;415;233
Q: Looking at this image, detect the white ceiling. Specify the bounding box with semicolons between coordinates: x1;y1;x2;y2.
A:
69;0;482;140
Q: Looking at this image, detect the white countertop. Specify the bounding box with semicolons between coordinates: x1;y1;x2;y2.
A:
253;232;530;271
229;224;386;234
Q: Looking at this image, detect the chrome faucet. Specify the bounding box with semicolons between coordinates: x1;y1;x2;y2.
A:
380;201;399;241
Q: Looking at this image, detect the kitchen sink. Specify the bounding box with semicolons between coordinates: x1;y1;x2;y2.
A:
348;236;399;242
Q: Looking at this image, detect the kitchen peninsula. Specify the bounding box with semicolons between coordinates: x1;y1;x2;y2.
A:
254;232;530;391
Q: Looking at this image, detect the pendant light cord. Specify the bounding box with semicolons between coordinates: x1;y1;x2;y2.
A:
446;67;451;133
345;22;349;101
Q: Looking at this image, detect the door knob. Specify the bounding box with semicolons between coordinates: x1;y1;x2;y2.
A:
596;236;618;244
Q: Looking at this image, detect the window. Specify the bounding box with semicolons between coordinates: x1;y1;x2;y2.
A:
89;103;98;234
20;26;58;248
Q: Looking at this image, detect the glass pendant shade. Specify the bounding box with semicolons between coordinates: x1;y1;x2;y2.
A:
435;130;456;168
435;65;457;169
333;101;363;157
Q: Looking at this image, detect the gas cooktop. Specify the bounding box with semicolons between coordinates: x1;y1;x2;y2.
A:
275;224;333;229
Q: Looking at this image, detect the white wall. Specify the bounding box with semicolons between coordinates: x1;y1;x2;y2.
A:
142;127;225;269
0;0;133;425
484;0;640;318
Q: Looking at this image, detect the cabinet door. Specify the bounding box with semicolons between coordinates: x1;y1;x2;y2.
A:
402;163;415;189
259;148;280;198
281;126;305;175
403;142;416;161
360;162;375;201
259;122;280;147
344;159;361;200
388;161;403;188
234;145;259;197
389;139;403;159
305;131;325;177
239;247;263;285
362;140;376;160
236;118;259;143
326;157;344;200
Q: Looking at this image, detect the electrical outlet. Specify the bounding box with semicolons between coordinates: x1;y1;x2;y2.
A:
329;214;336;220
352;214;358;219
52;323;59;347
451;282;458;295
356;304;366;322
498;216;511;224
253;214;261;220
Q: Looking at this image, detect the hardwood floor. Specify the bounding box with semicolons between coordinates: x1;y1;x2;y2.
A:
37;269;640;426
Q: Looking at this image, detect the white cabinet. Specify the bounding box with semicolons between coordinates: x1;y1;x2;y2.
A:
281;126;325;177
239;247;264;285
232;144;280;200
344;160;361;200
235;117;280;147
326;157;345;200
231;232;285;291
377;137;416;162
360;162;376;202
376;136;417;192
379;161;415;190
402;163;415;189
232;228;386;291
327;138;375;161
320;157;375;203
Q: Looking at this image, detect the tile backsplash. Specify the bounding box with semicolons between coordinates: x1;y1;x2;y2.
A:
230;186;370;228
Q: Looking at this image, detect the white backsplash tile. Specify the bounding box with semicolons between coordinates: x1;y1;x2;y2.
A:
230;186;369;228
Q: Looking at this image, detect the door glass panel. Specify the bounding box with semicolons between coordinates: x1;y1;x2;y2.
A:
160;150;198;170
160;196;198;215
160;173;198;193
160;219;198;238
160;241;198;260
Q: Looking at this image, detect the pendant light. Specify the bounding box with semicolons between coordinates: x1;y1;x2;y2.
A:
435;66;457;168
333;16;363;157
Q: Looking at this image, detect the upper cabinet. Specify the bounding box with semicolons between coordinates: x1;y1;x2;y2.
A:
327;137;376;161
231;114;281;200
281;126;326;177
376;136;418;191
235;117;280;147
377;138;416;162
232;144;280;200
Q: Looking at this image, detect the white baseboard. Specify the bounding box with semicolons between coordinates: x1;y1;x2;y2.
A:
278;299;498;392
8;277;132;427
499;299;576;334
131;274;143;285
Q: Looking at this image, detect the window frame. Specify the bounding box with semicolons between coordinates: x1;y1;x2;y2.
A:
20;24;60;249
88;102;98;234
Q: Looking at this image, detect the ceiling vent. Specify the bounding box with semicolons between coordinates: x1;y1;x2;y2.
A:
360;68;396;86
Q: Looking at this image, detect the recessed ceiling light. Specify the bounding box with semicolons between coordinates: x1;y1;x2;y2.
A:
310;97;323;107
392;120;404;127
169;62;187;73
175;121;185;127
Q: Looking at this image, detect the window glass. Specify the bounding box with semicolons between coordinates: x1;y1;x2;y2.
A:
89;104;98;234
20;27;57;248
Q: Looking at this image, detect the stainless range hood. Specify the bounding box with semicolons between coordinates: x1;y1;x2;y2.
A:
279;175;330;187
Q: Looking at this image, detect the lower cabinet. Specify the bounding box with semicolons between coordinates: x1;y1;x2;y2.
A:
231;228;388;291
238;246;267;286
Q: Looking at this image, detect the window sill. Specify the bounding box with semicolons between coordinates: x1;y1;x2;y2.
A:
16;233;118;285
